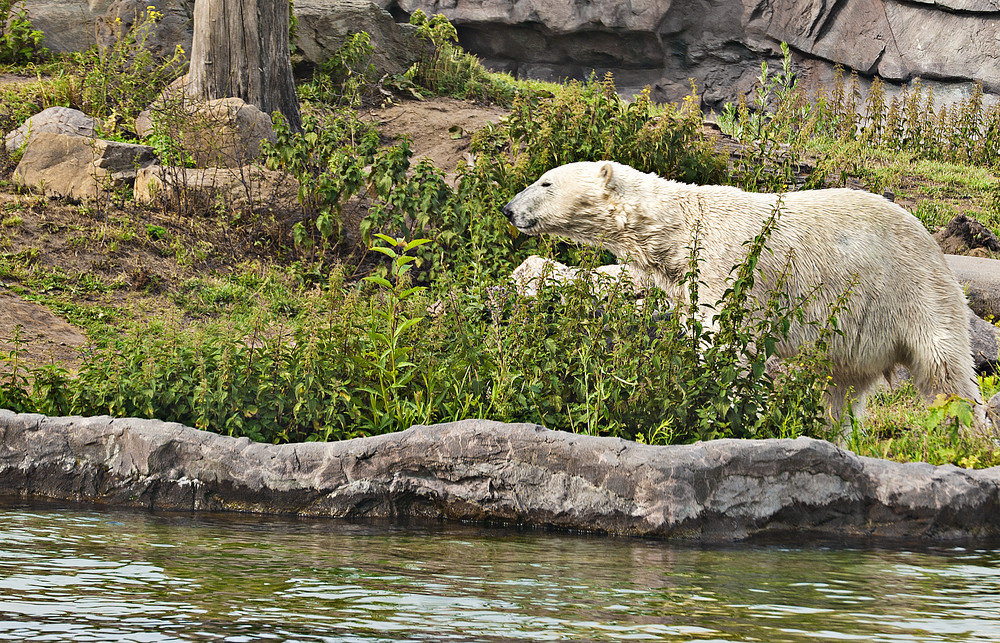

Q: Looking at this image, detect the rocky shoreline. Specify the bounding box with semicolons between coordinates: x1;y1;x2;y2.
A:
2;409;999;542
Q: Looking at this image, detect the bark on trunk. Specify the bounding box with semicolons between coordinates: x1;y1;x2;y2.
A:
186;0;302;131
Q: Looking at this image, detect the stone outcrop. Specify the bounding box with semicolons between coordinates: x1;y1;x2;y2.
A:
134;164;298;212
511;255;642;297
24;0;103;52
137;96;276;169
947;254;1000;320
968;309;1000;374
3;106;99;153
293;0;423;77
13;132;156;200
386;0;1000;108
55;0;420;79
935;214;1000;258
2;410;999;541
25;0;999;109
96;0;192;59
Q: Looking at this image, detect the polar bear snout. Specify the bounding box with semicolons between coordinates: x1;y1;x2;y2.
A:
502;196;539;233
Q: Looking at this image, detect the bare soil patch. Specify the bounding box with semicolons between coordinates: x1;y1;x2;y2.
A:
368;96;507;179
0;290;85;370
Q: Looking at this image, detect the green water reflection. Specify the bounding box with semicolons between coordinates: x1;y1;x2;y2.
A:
1;499;998;642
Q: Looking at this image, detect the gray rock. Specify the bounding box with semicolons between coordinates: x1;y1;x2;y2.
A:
946;254;1000;320
968;308;1000;373
3;106;99;153
2;410;999;541
24;0;102;52
139;96;274;169
293;0;422;75
511;255;642;297
185;97;275;168
134;164;299;212
14;132;156;200
96;0;192;59
934;214;1000;256
396;0;1000;108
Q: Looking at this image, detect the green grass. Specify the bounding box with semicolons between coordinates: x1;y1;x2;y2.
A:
851;381;1000;468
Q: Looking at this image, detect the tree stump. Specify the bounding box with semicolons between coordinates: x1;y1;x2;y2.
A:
186;0;302;132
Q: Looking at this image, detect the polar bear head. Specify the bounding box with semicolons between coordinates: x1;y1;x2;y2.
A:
502;161;635;245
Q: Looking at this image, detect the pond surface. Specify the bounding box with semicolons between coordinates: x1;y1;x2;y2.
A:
1;499;999;642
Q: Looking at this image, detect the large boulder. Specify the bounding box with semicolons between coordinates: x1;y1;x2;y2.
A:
934;214;1000;257
95;0;192;58
138;96;275;169
14;132;156;200
134;164;298;212
511;255;643;297
293;0;423;76
968;309;1000;373
3;411;1000;541
29;0;419;74
3;106;99;153
23;0;103;52
946;254;1000;320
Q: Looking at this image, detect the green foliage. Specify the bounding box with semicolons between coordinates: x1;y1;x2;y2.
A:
0;324;32;412
264;109;467;282
719;43;1000;174
353;235;435;432
405;10;516;104
847;383;1000;468
0;0;44;65
298;32;379;108
718;42;815;191
6;224;835;445
79;7;186;124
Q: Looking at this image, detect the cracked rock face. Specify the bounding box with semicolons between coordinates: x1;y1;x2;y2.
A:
2;410;999;542
388;0;1000;108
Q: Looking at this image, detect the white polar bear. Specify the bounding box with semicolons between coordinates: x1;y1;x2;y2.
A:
502;160;983;424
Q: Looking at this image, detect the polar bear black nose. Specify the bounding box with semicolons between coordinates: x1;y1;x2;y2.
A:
502;203;514;221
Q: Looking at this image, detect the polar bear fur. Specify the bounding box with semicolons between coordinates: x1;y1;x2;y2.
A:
502;160;982;423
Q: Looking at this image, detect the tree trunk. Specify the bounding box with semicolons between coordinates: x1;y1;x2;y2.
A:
186;0;302;131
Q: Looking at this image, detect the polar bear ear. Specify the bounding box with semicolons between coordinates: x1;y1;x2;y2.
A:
598;162;616;191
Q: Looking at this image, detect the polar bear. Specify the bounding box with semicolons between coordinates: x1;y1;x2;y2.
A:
502;160;983;425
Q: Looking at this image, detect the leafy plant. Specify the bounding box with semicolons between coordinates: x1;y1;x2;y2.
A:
0;324;32;412
353;235;434;432
0;0;44;65
405;10;516;104
80;6;186;124
298;31;379;108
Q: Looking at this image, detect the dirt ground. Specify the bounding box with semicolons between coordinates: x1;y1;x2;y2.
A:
0;95;508;373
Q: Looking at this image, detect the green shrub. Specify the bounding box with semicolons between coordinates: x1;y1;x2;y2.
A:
78;6;186;125
0;0;44;65
298;31;379;108
405;10;516;104
8;219;837;445
720;44;1000;172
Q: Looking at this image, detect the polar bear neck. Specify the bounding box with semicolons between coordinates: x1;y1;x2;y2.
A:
580;179;696;292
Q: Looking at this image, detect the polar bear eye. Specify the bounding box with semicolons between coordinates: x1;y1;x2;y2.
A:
540;181;552;188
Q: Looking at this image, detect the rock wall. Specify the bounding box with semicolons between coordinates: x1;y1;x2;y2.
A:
26;1;997;109
3;409;1000;542
23;0;421;79
385;0;1000;108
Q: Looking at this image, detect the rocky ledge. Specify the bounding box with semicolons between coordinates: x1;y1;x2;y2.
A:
1;409;999;542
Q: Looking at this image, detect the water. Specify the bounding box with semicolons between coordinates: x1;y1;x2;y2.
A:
1;500;999;642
